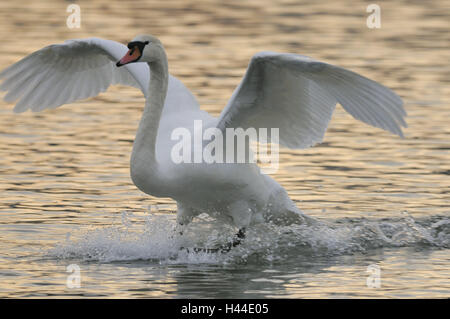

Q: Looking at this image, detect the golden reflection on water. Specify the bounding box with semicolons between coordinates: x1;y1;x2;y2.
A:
0;0;448;298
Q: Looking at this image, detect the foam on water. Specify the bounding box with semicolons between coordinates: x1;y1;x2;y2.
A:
48;209;450;264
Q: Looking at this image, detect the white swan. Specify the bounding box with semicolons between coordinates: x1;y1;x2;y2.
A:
0;35;406;243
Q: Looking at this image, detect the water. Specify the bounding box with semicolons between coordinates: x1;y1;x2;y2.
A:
0;0;449;298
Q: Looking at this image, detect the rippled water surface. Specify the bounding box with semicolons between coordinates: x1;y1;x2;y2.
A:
0;0;449;298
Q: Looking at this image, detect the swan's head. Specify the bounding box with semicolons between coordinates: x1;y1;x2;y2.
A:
116;35;163;67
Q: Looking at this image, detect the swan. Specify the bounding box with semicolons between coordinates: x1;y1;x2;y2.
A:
0;35;406;246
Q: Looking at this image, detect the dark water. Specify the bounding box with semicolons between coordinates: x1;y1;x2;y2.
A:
0;0;448;298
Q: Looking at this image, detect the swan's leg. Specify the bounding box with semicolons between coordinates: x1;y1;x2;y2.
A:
176;202;201;253
228;200;253;229
176;202;198;235
215;200;252;252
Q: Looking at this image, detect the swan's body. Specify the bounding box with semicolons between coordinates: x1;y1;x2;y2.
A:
0;35;406;233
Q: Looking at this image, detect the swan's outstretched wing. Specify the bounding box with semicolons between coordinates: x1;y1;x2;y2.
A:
0;38;200;113
0;38;152;113
217;51;406;148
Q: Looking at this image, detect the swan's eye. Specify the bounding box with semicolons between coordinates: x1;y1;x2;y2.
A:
129;47;135;56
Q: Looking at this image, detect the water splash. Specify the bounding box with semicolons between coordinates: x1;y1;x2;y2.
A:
48;209;450;264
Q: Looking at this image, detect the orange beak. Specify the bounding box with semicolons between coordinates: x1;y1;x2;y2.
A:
116;46;141;67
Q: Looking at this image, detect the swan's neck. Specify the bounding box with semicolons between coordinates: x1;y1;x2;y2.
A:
131;49;169;192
